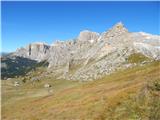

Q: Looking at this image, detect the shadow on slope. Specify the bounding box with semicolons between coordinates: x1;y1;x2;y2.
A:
1;56;49;79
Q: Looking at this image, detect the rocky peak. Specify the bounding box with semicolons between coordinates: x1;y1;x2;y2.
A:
107;22;128;35
99;22;131;47
113;22;124;28
77;30;100;43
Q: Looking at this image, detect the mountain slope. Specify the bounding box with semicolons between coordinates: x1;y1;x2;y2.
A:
2;61;160;120
1;56;38;79
1;55;50;79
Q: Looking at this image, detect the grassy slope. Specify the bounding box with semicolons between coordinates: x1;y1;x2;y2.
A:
2;61;160;120
127;53;152;64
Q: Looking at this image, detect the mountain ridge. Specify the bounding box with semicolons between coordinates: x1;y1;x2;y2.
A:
2;22;160;80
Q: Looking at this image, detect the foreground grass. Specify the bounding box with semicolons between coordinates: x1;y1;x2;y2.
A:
2;61;160;120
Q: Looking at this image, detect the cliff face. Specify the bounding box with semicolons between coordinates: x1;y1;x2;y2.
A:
77;30;100;43
14;42;50;61
11;22;160;80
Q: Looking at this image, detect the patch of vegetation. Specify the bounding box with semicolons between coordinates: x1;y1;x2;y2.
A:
34;60;49;68
69;63;81;74
1;57;49;79
105;78;160;120
127;53;152;64
1;56;38;79
68;59;84;74
149;79;160;91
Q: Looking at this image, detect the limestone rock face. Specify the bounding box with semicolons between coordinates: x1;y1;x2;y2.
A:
105;22;128;36
14;42;50;61
78;30;100;43
133;42;160;60
100;22;131;47
132;32;160;60
12;22;160;81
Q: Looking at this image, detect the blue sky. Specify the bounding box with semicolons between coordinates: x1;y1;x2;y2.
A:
1;1;160;52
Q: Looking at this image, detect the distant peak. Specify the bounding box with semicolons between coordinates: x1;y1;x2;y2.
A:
112;21;126;29
107;22;128;34
115;21;124;27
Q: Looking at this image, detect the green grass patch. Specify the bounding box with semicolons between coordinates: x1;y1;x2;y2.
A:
127;53;152;64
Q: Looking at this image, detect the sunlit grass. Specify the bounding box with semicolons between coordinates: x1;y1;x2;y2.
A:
2;61;160;120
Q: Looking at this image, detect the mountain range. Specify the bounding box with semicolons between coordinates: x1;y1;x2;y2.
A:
1;22;160;80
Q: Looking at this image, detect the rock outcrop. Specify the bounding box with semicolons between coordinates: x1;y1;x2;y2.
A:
14;42;50;61
77;30;100;43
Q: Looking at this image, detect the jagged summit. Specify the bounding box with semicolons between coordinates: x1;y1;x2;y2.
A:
98;22;131;48
114;21;124;27
113;22;126;29
108;22;128;34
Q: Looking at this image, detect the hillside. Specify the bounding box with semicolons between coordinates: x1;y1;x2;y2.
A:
2;60;160;120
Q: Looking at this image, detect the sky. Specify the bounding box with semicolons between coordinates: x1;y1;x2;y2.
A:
1;1;160;52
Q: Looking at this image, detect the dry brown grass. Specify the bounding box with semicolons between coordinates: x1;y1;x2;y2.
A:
2;61;160;120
